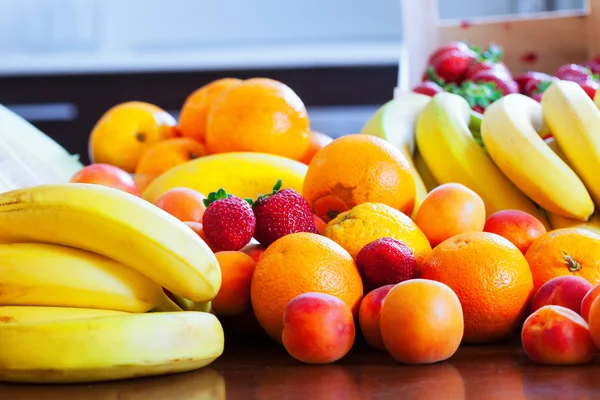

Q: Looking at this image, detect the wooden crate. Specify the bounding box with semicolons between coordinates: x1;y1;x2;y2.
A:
398;0;600;92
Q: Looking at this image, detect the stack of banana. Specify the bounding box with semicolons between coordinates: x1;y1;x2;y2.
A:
362;80;600;233
0;183;224;384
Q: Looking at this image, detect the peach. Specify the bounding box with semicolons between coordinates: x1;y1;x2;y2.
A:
358;284;394;350
240;243;266;263
413;183;486;247
380;279;464;364
212;251;256;316
586;292;600;348
153;187;206;223
531;276;593;314
521;305;595;365
282;292;355;364
581;282;600;322
483;210;547;254
69;163;140;196
313;214;327;235
184;221;219;252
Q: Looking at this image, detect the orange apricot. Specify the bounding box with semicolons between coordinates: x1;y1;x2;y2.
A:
358;285;394;350
153;187;206;223
483;210;547;254
212;251;256;316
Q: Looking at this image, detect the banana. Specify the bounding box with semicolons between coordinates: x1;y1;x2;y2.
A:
0;184;221;302
0;243;180;312
482;93;594;221
360;91;431;215
0;306;128;325
0;311;224;383
415;92;547;224
142;152;307;203
414;148;438;193
542;80;600;206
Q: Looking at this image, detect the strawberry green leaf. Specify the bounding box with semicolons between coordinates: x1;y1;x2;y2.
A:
203;187;232;207
426;67;446;86
273;179;283;192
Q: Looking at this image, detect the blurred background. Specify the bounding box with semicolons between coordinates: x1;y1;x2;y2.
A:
0;0;585;163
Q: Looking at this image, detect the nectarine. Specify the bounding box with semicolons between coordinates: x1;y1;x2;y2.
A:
531;276;592;315
483;210;546;254
358;285;394;350
581;282;600;322
69;163;140;196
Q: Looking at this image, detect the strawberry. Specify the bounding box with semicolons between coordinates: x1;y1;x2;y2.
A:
583;60;600;75
251;179;318;247
448;80;502;112
427;42;479;84
555;64;592;84
202;188;256;251
523;77;556;97
469;70;519;96
580;79;599;99
465;60;511;80
412;81;444;96
513;71;552;93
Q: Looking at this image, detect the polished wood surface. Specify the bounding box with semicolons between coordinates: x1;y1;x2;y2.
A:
2;335;600;399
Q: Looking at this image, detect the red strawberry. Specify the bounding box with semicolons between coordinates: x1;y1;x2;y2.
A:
583;60;600;75
202;188;255;251
251;180;318;247
465;60;511;80
531;93;543;103
555;64;592;84
412;81;444;96
469;70;519;96
580;79;599;99
356;237;416;288
523;77;556;97
427;42;478;84
514;71;553;93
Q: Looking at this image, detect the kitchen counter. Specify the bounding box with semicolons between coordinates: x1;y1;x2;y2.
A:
1;335;600;399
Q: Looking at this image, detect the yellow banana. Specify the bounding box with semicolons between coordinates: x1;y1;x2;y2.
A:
542;80;600;206
0;184;221;302
0;306;128;325
482;93;594;221
142;152;307;203
360;91;431;216
414;148;438;193
0;311;224;383
415;92;547;224
0;243;180;312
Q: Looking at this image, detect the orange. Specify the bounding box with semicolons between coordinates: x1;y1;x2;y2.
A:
134;137;207;191
250;232;363;342
419;231;534;343
299;131;334;165
380;279;464;364
178;78;242;143
414;183;486;247
525;228;600;292
88;101;178;173
205;78;310;160
212;251;256;316
323;202;431;264
302;134;416;223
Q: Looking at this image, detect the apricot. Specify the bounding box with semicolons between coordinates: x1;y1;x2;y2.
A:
69;163;140;196
153;187;206;223
380;279;464;364
581;282;600;322
483;209;547;254
299;131;334;165
531;276;592;314
240;243;266;263
414;183;486;247
521;305;595;365
212;251;256;316
358;285;394;350
586;292;600;348
184;221;219;252
282;292;355;364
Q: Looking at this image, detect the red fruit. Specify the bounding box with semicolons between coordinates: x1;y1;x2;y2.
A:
356;237;417;288
523;77;557;97
580;79;599;99
70;163;140;196
428;43;478;84
472;105;486;114
201;189;256;251
465;61;510;80
531;93;543;103
252;180;318;247
583;60;600;75
555;64;592;84
412;81;444;97
514;71;553;93
469;70;519;95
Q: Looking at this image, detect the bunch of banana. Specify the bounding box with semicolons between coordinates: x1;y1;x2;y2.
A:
0;183;224;383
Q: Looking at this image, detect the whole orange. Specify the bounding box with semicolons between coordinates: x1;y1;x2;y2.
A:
302;134;416;223
88;101;178;173
299;131;334;165
178;78;242;143
250;232;363;342
414;183;486;248
134;137;207;191
323;202;431;264
525;228;600;292
205;78;310;160
419;231;534;343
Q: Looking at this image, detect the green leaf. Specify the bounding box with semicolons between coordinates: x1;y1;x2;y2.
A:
273;179;283;192
203;187;231;207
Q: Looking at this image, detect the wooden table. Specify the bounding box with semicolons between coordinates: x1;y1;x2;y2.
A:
1;334;600;399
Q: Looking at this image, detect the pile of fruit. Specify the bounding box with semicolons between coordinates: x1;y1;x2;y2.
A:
413;41;600;111
3;52;600;384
